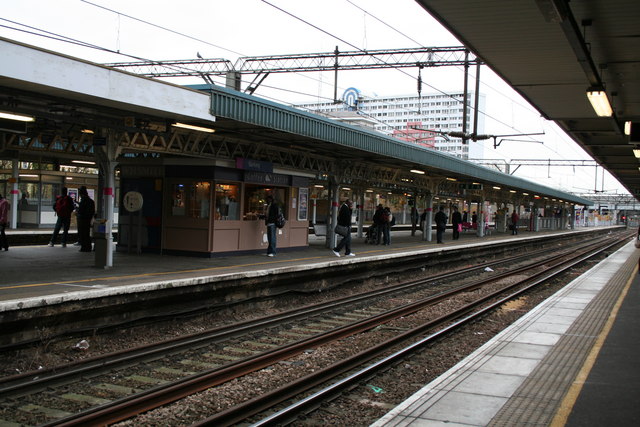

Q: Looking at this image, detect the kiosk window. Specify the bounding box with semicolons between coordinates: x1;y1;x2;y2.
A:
190;181;211;219
171;183;186;216
243;185;286;221
215;183;240;220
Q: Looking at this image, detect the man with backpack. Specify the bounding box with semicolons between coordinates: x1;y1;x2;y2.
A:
49;187;75;247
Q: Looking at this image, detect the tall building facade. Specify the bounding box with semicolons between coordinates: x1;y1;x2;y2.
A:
296;88;486;160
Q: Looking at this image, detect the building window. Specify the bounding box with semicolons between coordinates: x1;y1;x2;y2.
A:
191;181;211;219
171;181;211;218
215;183;240;220
171;183;186;216
243;185;286;221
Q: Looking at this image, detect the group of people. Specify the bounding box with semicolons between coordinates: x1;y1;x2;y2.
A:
260;198;522;258
0;186;95;252
48;186;96;252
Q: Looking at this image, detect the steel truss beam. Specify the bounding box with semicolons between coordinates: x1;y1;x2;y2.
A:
2;130;436;193
104;47;478;78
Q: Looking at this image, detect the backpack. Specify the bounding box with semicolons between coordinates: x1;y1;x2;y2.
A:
275;211;286;229
54;195;74;217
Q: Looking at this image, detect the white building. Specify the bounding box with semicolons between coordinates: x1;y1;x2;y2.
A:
296;88;486;160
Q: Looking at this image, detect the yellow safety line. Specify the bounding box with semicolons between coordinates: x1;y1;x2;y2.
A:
549;264;636;426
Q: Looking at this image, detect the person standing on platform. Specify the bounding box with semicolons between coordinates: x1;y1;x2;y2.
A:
435;205;448;244
264;194;279;257
0;194;9;251
511;210;520;235
382;207;392;245
410;204;419;236
332;199;355;257
372;204;385;245
451;205;462;240
76;186;95;252
48;187;75;248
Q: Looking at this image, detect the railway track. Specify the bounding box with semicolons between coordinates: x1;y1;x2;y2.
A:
0;232;629;426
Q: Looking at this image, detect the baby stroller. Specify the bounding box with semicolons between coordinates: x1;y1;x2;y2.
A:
364;224;378;244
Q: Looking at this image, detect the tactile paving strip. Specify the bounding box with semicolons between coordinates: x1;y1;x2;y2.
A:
488;254;637;426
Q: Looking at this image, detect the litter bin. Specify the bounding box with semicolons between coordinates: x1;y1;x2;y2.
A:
93;219;111;268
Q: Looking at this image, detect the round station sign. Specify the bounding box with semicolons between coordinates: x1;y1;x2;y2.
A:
123;191;143;212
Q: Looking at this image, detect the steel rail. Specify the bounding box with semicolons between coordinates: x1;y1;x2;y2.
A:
45;235;624;426
1;238;571;395
194;236;626;426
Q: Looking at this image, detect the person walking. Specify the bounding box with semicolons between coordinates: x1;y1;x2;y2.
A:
451;205;462;240
511;210;520;235
0;194;9;251
434;205;448;244
48;187;75;247
76;186;95;252
332;199;355;257
264;195;279;257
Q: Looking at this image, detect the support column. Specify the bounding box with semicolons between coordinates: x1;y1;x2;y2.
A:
423;194;433;242
327;179;339;249
477;201;485;237
95;131;120;268
569;205;576;230
356;191;364;238
10;160;18;229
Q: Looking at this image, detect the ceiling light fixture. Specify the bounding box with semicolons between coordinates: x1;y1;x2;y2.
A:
172;122;215;133
72;160;96;165
625;121;632;136
586;87;613;117
410;169;425;175
0;111;35;122
633;149;640;159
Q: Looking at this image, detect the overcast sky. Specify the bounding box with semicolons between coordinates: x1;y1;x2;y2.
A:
0;0;627;195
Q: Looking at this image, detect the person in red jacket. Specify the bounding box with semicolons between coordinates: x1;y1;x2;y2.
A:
511;210;520;235
49;187;75;247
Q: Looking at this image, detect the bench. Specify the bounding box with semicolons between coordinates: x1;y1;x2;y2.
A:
312;224;327;236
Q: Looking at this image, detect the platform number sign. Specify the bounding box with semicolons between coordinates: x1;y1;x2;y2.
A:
123;191;143;213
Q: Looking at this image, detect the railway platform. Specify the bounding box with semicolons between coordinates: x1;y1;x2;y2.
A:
373;234;640;426
0;226;612;302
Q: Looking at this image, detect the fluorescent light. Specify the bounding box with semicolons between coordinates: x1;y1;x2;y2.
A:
625;121;632;136
509;190;517;193
410;169;425;175
19;174;38;178
72;160;96;165
172;122;215;133
446;177;457;181
365;189;374;193
314;185;324;188
66;177;73;180
586;88;613;117
0;111;35;122
522;192;529;196
492;186;501;190
342;187;351;191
